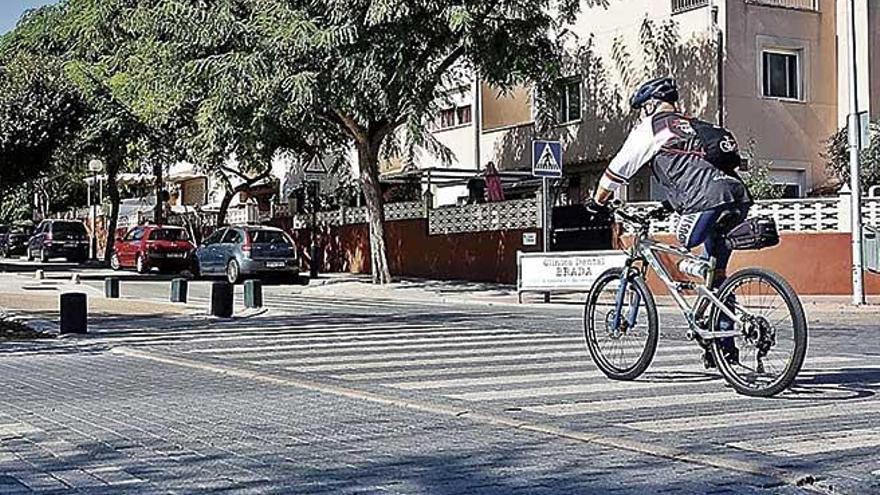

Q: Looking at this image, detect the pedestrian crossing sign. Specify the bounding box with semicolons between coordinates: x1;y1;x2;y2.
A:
532;140;563;178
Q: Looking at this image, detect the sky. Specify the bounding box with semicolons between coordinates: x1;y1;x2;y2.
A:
0;0;57;35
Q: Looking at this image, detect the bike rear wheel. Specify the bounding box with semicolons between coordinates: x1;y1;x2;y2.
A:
584;267;659;381
710;268;807;397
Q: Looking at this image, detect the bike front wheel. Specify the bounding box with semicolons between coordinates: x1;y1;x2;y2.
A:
584;267;659;381
710;268;808;397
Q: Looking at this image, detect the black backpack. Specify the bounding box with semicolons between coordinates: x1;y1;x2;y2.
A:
689;118;742;174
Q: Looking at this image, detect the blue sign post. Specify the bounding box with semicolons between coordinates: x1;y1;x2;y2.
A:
531;140;563;293
532;141;563;179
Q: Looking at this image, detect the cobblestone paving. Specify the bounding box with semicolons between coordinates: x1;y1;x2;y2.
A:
0;351;800;494
2;275;879;493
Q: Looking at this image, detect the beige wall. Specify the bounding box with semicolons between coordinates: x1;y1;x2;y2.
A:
481;84;532;131
724;0;838;192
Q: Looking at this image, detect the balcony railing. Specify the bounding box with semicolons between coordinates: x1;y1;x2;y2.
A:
745;0;819;11
672;0;709;14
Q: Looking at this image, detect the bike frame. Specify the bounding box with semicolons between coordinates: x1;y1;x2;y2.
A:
615;219;742;341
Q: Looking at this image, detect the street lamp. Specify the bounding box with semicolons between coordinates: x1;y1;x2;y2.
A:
88;159;104;260
846;0;865;305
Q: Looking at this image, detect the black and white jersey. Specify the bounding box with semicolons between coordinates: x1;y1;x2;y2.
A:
599;111;751;215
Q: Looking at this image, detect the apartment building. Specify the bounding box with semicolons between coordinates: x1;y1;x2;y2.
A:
421;0;879;203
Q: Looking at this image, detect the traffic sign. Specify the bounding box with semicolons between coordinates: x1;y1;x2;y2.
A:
532;141;563;178
304;155;328;181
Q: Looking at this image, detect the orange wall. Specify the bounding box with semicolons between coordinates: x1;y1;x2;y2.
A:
286;218;879;295
628;233;880;296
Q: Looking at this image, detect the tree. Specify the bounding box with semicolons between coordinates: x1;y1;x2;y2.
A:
153;0;594;283
0;50;84;193
824;122;880;192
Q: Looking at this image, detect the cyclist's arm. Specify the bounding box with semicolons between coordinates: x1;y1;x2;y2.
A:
594;117;669;204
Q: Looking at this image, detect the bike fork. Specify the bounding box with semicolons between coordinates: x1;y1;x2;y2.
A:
612;270;641;330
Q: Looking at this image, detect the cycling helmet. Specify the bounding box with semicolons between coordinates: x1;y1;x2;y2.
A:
630;77;679;109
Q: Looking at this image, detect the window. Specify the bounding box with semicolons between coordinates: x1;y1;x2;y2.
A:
222;229;243;245
436;105;473;130
762;50;801;100
779;184;801;199
557;78;582;123
203;229;225;245
250;229;293;245
149;228;188;241
457;105;472;125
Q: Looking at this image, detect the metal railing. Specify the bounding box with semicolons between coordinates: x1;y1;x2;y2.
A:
672;0;709;14
745;0;819;11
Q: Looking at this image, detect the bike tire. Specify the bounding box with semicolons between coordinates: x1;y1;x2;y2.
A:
584;267;659;381
710;268;807;397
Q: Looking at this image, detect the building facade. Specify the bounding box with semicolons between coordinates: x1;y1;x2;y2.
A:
417;0;879;203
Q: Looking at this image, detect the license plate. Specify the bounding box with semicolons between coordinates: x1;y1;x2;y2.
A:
266;261;285;268
65;243;77;248
167;252;185;258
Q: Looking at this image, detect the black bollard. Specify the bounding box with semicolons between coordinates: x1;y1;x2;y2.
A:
104;277;120;299
60;293;88;334
171;278;188;303
244;279;263;309
210;282;234;318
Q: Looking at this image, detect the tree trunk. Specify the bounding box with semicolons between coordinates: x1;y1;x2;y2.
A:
103;158;122;263
153;162;164;224
217;189;235;228
357;140;392;284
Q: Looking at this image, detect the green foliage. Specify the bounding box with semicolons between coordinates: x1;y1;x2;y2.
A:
740;138;784;200
824;122;880;192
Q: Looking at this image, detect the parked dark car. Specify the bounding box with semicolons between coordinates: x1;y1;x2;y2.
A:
111;225;195;274
27;220;89;263
193;225;299;284
1;225;34;257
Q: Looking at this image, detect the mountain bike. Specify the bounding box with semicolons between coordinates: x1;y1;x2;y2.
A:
583;203;807;397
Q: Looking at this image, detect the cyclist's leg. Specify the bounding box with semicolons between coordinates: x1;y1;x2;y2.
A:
702;206;750;362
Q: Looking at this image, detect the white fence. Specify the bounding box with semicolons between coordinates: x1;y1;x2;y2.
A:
627;195;880;235
287;201;425;230
428;198;541;235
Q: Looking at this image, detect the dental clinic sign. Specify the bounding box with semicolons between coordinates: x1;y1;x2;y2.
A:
517;251;627;299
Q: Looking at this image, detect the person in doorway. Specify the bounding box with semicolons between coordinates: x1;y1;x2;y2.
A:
588;76;753;368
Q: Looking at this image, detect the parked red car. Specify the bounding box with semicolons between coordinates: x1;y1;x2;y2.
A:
111;225;194;274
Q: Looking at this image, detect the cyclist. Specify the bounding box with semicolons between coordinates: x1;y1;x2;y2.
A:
588;76;752;368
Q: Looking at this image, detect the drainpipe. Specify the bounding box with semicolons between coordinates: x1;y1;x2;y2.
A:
473;72;483;171
709;0;724;126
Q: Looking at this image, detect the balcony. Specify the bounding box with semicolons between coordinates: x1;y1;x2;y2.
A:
672;0;709;15
745;0;819;12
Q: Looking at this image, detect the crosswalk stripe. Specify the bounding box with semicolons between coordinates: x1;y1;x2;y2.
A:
623;400;880;433
525;391;742;415
388;357;859;391
86;325;504;345
450;379;695;401
261;344;699;368
289;345;702;373
185;334;567;355
728;428;880;456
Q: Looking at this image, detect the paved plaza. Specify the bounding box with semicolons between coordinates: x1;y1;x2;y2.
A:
0;263;879;494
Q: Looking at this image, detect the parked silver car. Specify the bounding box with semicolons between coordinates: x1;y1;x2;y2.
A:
193;226;300;284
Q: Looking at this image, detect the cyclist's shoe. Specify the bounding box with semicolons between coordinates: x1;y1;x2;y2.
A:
701;346;739;369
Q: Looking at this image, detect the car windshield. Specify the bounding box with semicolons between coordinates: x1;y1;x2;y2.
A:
53;222;87;235
250;230;290;244
150;229;189;241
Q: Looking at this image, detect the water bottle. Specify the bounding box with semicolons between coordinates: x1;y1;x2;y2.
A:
678;259;710;279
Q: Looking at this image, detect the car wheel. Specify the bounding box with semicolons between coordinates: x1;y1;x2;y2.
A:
110;253;121;271
39;248;49;264
226;259;241;285
135;254;148;274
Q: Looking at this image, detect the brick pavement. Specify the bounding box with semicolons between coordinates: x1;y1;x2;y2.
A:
0;349;807;494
